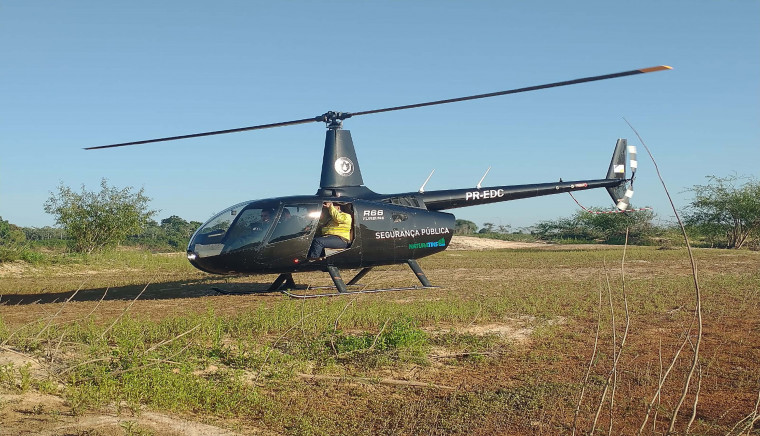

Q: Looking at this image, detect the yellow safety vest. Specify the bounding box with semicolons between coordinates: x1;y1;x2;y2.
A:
320;205;352;241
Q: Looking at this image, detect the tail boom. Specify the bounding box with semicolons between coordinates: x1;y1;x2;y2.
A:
419;178;626;211
381;139;633;212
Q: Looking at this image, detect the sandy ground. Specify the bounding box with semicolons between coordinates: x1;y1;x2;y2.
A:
448;236;615;251
447;236;548;250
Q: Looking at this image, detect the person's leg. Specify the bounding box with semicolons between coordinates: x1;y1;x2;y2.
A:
308;235;348;258
307;237;325;258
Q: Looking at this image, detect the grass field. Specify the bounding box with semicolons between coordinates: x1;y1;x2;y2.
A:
1;240;759;435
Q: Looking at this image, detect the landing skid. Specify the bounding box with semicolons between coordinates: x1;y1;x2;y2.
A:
211;272;297;295
280;259;438;298
282;285;437;299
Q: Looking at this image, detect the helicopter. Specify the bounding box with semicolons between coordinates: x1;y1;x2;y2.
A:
87;65;671;298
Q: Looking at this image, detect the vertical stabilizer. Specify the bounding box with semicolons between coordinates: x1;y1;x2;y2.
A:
320;129;365;189
605;138;632;210
606;138;627;181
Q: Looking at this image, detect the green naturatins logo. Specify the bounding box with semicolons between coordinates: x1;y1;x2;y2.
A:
409;238;446;250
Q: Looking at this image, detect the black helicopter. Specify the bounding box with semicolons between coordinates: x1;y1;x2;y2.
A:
87;65;670;297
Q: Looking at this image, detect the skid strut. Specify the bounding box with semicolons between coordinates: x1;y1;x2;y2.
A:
268;273;297;292
327;266;348;293
282;261;438;298
347;267;373;286
407;259;432;287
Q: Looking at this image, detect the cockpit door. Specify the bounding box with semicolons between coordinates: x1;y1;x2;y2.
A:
257;202;322;269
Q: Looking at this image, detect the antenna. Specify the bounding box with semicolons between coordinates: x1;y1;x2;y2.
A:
476;167;492;189
418;170;435;193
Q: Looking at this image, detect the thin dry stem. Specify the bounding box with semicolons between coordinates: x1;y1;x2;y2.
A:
653;337;663;433
625;119;703;435
369;317;391;351
330;295;358;356
50;288;109;363
589;261;617;434
572;273;604;435
726;383;760;436
34;279;89;341
638;313;698;434
253;307;326;385
297;373;455;390
99;282;150;340
685;363;703;434
144;323;201;353
608;229;632;436
1;313;57;347
589;234;632;436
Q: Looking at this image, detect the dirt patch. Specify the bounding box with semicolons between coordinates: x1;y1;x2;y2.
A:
0;391;256;436
448;236;547;250
425;316;567;344
0;261;30;278
448;236;613;251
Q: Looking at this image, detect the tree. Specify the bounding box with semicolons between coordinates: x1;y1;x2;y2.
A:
0;217;28;262
454;219;478;235
160;215;202;249
44;179;157;253
532;208;657;244
478;222;495;234
0;216;26;246
685;175;760;249
22;226;67;241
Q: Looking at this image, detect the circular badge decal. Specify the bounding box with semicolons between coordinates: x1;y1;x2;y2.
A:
334;157;354;176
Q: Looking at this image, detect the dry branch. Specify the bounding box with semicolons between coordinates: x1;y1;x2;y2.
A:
99;282;150;340
572;280;603;435
297;373;455;390
50;287;109;363
626;120;704;435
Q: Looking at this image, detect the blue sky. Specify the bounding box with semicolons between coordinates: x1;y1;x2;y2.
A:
1;1;758;230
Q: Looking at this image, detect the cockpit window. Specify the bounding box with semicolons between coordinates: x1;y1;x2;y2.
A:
268;204;320;244
188;201;278;257
221;205;277;252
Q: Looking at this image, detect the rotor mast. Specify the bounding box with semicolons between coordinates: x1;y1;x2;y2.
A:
316;111;373;196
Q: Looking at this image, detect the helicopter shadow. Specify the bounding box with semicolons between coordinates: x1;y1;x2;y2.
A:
0;278;282;307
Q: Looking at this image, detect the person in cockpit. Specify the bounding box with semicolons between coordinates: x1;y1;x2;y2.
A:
260;208;274;224
308;202;352;259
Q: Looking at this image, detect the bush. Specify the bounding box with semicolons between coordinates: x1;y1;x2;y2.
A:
532;208;660;245
684;175;760;249
44;179;157;253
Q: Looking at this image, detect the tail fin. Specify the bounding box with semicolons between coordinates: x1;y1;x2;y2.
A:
605;139;635;210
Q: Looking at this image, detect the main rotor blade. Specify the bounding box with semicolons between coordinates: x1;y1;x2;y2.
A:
85;116;319;150
86;65;670;150
349;65;672;118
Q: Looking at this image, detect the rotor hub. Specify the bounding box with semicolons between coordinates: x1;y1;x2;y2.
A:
315;111;352;130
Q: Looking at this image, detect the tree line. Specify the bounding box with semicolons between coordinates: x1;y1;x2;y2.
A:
2;175;759;262
1;214;202;262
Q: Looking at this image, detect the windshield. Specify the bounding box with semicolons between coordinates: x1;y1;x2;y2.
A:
189;201;278;257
